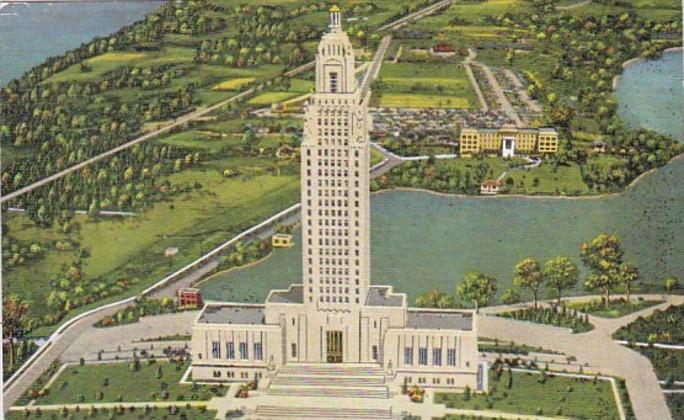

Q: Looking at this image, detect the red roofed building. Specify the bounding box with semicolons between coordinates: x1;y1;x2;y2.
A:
178;288;203;308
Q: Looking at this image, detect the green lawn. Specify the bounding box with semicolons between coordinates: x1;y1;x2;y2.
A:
435;370;620;419
373;62;477;109
248;91;302;105
31;361;225;405
7;407;217;420
505;162;589;196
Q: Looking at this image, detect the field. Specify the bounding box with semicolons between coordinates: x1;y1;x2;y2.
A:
505;162;590;196
30;361;226;405
436;370;620;419
373;62;477;109
5;162;299;325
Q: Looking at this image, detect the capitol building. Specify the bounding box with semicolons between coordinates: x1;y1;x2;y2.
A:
190;7;484;415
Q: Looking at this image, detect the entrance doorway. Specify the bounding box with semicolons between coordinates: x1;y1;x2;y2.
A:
326;331;343;363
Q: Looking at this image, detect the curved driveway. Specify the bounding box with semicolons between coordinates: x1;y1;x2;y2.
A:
480;294;684;420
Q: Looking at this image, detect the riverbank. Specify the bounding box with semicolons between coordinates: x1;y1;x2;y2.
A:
612;46;683;90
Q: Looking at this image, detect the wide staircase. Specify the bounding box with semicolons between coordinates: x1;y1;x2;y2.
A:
253;363;394;419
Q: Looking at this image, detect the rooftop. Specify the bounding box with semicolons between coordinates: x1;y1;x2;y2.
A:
406;309;473;331
197;305;265;325
267;285;304;304
366;286;404;307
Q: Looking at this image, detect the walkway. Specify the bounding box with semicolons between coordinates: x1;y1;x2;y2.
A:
503;68;541;115
464;48;489;112
480;294;684;420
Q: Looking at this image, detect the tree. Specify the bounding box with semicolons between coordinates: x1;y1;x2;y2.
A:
514;258;543;309
415;289;453;308
501;288;521;305
664;277;680;292
543;257;579;305
580;234;624;308
456;271;497;310
619;262;639;302
3;296;28;370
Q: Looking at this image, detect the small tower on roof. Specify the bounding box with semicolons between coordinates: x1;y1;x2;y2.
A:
329;5;341;32
315;5;356;94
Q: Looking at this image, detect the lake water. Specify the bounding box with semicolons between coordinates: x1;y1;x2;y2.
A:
0;1;162;85
202;52;684;304
614;50;684;141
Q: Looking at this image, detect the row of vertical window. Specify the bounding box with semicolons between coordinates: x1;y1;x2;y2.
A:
211;341;263;361
404;347;457;367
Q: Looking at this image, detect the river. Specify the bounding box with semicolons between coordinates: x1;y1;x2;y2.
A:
614;50;683;141
0;1;162;86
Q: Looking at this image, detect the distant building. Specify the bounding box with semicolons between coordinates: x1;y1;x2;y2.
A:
592;140;607;154
271;233;294;248
480;179;500;195
431;43;456;56
164;247;179;258
460;125;558;157
178;288;203;308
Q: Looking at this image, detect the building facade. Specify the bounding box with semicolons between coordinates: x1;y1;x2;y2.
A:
460;125;558;156
191;7;483;395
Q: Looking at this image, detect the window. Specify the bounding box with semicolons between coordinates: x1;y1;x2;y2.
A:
404;347;413;365
291;343;297;358
239;342;248;360
212;342;220;358
329;72;338;93
253;342;263;361
226;341;235;359
372;345;378;361
447;348;456;366
418;347;428;366
433;348;442;366
213;370;221;378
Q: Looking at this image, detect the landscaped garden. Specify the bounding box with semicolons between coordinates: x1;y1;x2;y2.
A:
613;304;684;344
29;361;226;406
568;298;662;319
6;406;217;420
435;368;621;419
498;306;593;333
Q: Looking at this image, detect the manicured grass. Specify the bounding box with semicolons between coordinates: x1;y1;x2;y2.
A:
32;361;225;405
248;91;301;105
212;77;256;91
374;62;477;109
156;130;240;152
505;162;590;196
435;370;620;419
370;148;385;166
7;407;217;420
568;298;663;318
375;93;470;109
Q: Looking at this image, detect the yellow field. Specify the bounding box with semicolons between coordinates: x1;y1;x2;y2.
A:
377;93;469;109
212;77;256;91
248;91;300;105
88;52;148;63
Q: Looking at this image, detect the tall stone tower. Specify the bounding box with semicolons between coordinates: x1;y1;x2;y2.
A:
301;5;371;310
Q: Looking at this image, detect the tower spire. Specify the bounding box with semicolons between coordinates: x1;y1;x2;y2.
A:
329;5;341;32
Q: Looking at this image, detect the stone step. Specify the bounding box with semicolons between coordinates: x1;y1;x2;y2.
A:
278;363;385;377
271;375;385;387
268;384;389;399
255;404;393;419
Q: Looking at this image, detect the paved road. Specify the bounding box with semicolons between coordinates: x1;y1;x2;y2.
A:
473;62;523;127
359;34;392;99
480;294;684;420
377;0;452;32
0;61;315;205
